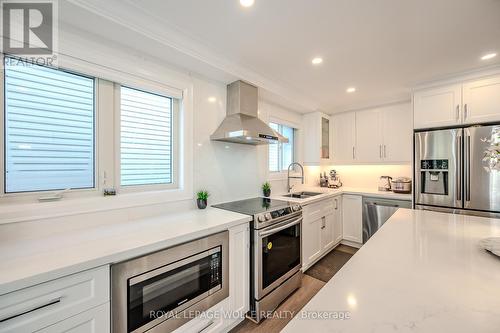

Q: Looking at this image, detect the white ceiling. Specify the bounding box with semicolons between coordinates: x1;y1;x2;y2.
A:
64;0;500;113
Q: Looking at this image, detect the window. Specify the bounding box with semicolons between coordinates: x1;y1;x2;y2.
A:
120;86;174;187
4;61;95;193
269;122;295;172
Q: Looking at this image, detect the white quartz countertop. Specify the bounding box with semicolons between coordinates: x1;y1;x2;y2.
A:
272;186;412;205
0;208;251;295
283;209;500;333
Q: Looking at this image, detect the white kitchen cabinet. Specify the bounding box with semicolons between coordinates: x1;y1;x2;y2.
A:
462;76;500;124
228;223;250;321
355;109;383;162
0;266;109;333
413;83;462;129
332;196;342;245
331;112;356;163
302;214;323;266
302;197;341;271
35;303;110;333
342;194;362;244
303;112;331;165
381;103;413;162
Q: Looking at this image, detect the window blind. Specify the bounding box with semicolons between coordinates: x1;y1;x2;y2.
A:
4;62;95;193
120;87;173;186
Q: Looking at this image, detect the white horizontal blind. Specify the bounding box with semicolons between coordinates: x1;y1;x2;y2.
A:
269;122;295;172
120;86;173;186
4;62;95;193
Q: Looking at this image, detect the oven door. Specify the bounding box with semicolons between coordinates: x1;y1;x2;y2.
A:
254;215;302;299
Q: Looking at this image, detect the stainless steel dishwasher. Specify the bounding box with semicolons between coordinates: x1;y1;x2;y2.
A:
362;197;411;243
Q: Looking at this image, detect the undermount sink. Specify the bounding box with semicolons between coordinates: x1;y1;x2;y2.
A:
282;191;323;199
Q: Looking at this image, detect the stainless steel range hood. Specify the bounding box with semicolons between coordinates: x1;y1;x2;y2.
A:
211;81;288;145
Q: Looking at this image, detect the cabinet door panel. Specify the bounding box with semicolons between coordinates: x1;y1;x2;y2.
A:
463;76;500;124
332;112;356;163
333;197;343;244
355;109;382;162
229;223;249;317
35;303;110;333
321;214;334;250
342;195;362;244
302;216;322;267
382;103;412;162
413;84;462;129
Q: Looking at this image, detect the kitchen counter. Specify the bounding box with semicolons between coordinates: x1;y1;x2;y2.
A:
283;209;500;333
0;208;251;295
272;186;412;205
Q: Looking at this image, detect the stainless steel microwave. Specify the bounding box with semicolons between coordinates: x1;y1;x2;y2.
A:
111;231;229;332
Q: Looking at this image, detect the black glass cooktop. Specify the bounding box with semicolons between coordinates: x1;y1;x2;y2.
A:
212;197;291;216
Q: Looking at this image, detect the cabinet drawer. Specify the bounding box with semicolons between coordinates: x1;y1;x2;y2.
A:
35;303;110;333
0;266;109;333
304;199;335;221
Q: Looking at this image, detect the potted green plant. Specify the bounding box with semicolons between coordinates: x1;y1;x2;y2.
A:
196;190;209;209
262;182;271;197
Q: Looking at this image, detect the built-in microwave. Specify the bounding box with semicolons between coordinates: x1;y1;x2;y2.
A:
111;231;229;333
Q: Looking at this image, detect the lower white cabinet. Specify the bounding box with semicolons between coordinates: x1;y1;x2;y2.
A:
35;303;110;333
342;194;363;244
302;196;342;271
0;266;109;333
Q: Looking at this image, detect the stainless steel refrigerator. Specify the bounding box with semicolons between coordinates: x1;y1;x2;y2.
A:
414;124;500;218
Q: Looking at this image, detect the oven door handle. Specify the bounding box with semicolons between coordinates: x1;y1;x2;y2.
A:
259;217;302;237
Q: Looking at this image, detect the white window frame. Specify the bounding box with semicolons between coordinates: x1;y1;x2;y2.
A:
114;84;181;193
0;59;104;203
0;52;194;220
268;118;299;179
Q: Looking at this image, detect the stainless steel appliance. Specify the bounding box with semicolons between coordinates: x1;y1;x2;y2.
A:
378;176;392;191
391;177;412;194
362;197;412;243
210;81;288;145
213;198;302;323
111;232;229;333
415;125;500;217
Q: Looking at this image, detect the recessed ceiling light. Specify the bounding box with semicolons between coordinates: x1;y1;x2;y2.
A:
208;97;217;103
346;87;356;93
240;0;254;7
311;57;323;65
481;53;497;60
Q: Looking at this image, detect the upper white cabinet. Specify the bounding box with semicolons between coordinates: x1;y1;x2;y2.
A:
381;103;413;162
355;109;383;162
414;74;500;129
462;76;500;124
303;112;331;165
331;112;356;163
413;84;462;129
334;103;412;164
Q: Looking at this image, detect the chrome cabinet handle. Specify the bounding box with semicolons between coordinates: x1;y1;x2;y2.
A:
0;297;61;323
352;146;356;159
456;105;460;120
334;198;338;210
464;104;468;120
383;145;386;158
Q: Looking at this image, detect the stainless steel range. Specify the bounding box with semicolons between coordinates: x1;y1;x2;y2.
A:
213;197;302;323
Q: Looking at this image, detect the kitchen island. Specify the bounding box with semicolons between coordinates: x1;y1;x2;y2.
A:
282;208;500;333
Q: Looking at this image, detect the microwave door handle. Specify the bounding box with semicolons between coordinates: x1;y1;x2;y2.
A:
259;217;303;237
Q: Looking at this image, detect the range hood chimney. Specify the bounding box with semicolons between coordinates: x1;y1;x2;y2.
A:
210;81;288;145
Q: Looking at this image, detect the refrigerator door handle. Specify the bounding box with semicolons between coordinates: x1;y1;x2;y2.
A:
456;133;462;203
465;131;471;202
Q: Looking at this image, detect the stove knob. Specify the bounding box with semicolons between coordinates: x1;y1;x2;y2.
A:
293;205;301;212
257;214;266;222
265;213;272;220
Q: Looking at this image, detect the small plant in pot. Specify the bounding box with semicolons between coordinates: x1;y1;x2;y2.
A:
196;190;209;209
262;182;271;198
